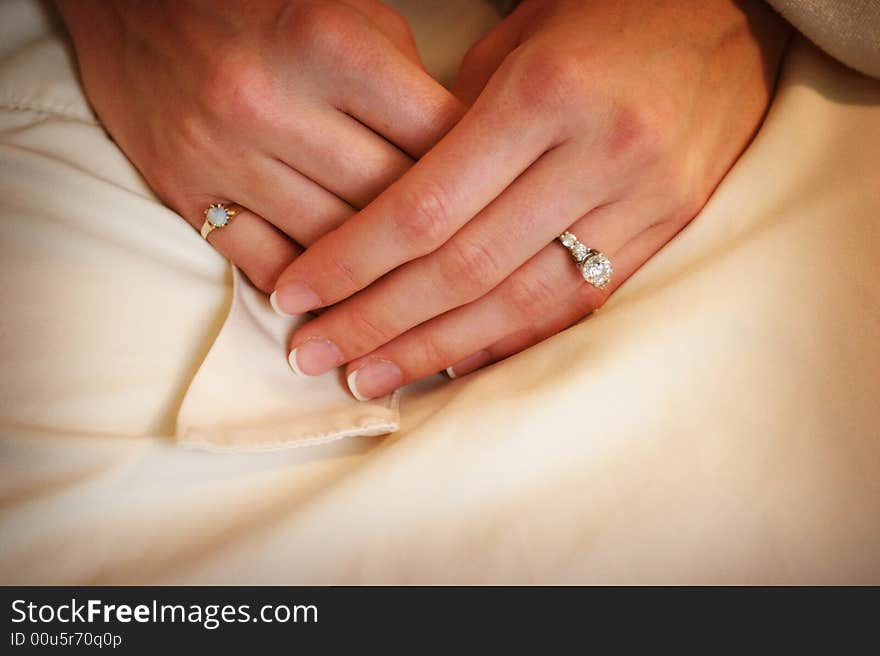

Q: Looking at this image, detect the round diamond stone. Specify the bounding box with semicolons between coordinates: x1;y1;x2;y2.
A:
572;242;589;262
580;253;612;288
207;206;229;227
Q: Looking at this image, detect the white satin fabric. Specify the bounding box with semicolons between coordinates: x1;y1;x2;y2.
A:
1;0;878;583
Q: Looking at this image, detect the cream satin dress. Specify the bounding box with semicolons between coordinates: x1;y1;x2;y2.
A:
1;0;878;583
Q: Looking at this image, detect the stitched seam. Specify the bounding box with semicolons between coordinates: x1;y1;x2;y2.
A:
0;98;96;124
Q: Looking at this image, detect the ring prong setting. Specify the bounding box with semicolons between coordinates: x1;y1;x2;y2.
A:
200;203;239;239
558;231;612;289
205;203;231;228
580;252;612;289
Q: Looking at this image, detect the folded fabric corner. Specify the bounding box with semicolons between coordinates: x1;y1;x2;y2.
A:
175;268;399;452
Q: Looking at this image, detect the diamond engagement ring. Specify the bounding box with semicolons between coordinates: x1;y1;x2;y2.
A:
200;203;240;239
558;231;612;289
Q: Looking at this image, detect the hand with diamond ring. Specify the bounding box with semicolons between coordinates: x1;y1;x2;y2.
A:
55;0;464;291
271;0;791;399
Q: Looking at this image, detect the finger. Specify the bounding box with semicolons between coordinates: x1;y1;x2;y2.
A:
342;207;681;400
457;221;683;376
284;141;608;373
186;200;301;293
276;108;415;210
278;3;463;159
329;28;465;159
272;76;559;316
235;155;356;247
450;303;588;378
452;15;523;106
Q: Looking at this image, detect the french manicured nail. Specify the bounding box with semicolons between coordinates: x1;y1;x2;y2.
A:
347;360;404;401
269;291;284;316
446;350;492;379
273;282;321;316
288;339;343;376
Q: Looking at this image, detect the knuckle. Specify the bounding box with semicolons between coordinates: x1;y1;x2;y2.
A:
325;249;360;290
167;110;209;162
666;173;703;224
376;7;413;42
503;273;559;322
505;48;590;116
607;100;674;165
440;237;502;301
225;70;273;124
392;180;452;248
412;333;454;372
343;305;395;348
644;165;704;230
200;51;270;124
678;189;708;224
283;1;363;61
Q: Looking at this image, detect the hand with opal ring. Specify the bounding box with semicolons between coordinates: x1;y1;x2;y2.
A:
271;0;791;399
56;0;464;291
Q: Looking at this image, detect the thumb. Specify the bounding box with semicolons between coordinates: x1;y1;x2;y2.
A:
453;18;524;105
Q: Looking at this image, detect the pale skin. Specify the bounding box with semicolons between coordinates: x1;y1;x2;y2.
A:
58;0;790;400
56;0;464;290
272;0;791;399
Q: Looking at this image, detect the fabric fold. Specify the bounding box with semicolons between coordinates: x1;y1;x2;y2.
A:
175;269;399;452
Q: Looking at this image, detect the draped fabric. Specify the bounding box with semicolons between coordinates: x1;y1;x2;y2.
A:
1;0;879;583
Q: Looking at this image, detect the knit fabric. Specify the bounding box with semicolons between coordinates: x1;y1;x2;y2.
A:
494;1;880;79
767;0;880;78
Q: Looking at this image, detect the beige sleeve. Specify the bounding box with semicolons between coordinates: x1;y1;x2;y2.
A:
495;1;879;78
766;0;880;78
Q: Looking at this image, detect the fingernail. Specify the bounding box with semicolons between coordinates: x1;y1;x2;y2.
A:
347;360;404;401
269;291;284;316
273;282;321;316
446;350;492;379
288;339;343;376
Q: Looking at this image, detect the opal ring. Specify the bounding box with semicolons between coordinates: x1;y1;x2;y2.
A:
558;231;612;289
200;203;240;239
